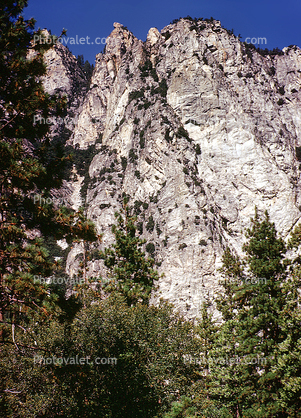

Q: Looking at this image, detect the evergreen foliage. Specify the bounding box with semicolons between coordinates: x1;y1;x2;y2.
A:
0;0;97;345
1;4;301;417
77;54;94;82
100;204;159;305
1;291;201;417
212;209;301;417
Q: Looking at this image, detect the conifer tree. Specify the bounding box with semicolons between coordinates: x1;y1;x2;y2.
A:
211;251;245;417
214;210;297;417
196;300;218;377
272;225;301;417
187;301;227;417
0;0;97;343
100;203;159;305
162;396;197;418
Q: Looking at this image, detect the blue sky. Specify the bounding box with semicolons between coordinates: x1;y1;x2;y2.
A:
24;0;300;64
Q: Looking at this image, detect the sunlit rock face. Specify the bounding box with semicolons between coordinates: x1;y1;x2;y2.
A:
44;18;301;319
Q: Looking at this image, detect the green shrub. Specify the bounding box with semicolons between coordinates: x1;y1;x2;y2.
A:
129;89;145;102
178;243;187;250
158;79;168;97
194;215;200;225
163;236;169;246
121;156;128;170
139;60;153;78
195;144;201;155
146;242;155;255
296;147;301;161
134;200;143;214
146;215;155;232
137;221;143;234
165;128;171;143
156;224;162;236
151;68;159;82
176;126;190;141
269;66;276;76
150;194;158;203
162;31;171;40
278;86;285;95
129;149;138;163
139;131;145;148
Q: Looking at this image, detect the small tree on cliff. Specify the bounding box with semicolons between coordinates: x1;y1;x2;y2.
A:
100;203;159;305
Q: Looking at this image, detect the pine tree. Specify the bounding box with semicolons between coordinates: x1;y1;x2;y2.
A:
187;301;227;416
0;1;97;343
214;210;296;417
100;203;159;305
77;54;94;82
272;225;301;417
236;210;288;416
211;250;245;417
197;300;218;377
162;396;197;417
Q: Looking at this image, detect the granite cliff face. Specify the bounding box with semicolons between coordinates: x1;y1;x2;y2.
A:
43;18;301;318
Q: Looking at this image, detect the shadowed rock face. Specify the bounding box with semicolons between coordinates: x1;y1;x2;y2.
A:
43;18;301;319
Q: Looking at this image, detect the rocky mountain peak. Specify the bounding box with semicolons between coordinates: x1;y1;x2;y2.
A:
43;17;301;319
104;22;138;72
146;27;161;47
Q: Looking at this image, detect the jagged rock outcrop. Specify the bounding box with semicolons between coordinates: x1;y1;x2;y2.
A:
43;17;301;319
38;33;88;134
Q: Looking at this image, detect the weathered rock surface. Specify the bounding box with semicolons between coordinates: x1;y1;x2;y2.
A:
44;18;301;319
